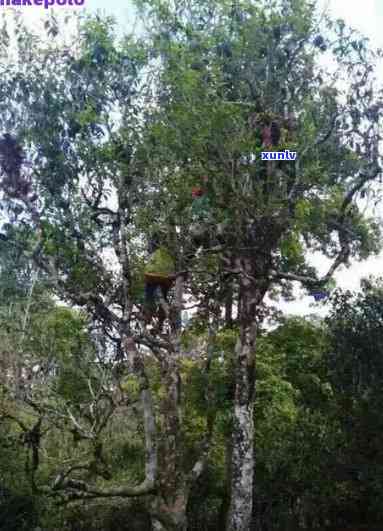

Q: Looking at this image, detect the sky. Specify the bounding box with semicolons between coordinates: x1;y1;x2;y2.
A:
6;1;383;51
280;0;383;316
2;0;383;317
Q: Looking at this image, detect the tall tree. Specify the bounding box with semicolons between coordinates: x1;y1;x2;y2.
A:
0;12;218;529
131;0;383;528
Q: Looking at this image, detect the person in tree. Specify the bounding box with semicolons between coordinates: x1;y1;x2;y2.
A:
189;175;217;249
190;187;210;245
248;111;295;149
143;234;176;327
189;175;231;252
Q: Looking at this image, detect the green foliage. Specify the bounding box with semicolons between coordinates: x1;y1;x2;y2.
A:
55;367;91;404
62;500;151;531
0;493;38;531
323;279;383;524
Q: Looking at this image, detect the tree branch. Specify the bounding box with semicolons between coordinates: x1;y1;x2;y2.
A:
53;336;158;499
187;327;217;490
54;477;156;498
270;241;349;287
341;166;381;216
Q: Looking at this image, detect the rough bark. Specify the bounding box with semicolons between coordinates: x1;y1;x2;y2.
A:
226;331;256;531
150;493;188;531
149;297;216;531
148;291;188;531
227;260;260;531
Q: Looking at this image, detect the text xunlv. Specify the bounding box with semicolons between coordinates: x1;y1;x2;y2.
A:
261;150;297;161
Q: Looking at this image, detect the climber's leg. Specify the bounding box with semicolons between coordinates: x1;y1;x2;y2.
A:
144;282;157;323
190;222;210;252
156;284;171;331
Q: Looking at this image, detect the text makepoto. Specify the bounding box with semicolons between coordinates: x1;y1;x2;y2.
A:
1;0;84;7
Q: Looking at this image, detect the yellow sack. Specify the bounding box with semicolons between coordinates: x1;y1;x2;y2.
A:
144;247;175;282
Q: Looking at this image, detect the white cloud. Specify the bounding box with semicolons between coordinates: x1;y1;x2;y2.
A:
322;0;382;46
278;0;383;318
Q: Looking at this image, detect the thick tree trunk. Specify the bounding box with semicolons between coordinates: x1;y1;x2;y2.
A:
151;493;188;531
150;276;214;530
151;320;188;531
227;332;255;530
225;283;233;328
227;265;259;531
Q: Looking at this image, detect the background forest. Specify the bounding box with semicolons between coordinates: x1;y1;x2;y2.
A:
1;1;383;530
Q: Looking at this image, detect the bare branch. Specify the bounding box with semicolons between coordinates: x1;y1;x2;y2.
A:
54;476;156;498
53;336;158;500
187;328;217;490
270;242;349;287
0;412;28;432
341;166;381;216
66;407;93;440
